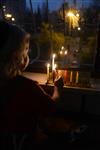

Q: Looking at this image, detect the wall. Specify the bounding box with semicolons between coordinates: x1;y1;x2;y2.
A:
42;84;100;116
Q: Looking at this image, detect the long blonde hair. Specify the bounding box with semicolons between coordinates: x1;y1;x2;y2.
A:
0;21;30;79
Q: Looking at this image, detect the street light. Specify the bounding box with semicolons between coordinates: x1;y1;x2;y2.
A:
2;5;6;12
67;12;74;17
5;13;12;19
59;46;68;56
59;46;68;68
67;11;79;29
64;9;80;36
4;13;15;23
77;27;81;31
11;17;15;22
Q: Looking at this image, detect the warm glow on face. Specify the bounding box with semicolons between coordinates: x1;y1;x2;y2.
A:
58;70;62;77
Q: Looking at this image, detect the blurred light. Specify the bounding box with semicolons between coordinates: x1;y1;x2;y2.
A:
3;8;6;12
67;12;74;17
60;51;63;55
53;53;56;58
2;5;6;9
66;10;80;28
5;13;12;18
78;27;81;30
64;50;68;55
11;17;15;21
76;13;80;17
52;54;56;71
76;49;78;52
54;64;57;69
61;46;64;50
47;63;50;68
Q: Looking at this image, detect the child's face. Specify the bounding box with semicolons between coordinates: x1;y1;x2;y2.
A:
19;34;30;71
24;34;30;55
24;42;29;57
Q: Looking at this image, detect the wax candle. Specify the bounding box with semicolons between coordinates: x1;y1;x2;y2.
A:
70;71;73;83
52;54;56;71
47;63;50;80
76;71;79;84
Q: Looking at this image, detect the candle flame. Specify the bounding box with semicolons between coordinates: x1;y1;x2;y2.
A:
53;54;56;58
47;63;50;68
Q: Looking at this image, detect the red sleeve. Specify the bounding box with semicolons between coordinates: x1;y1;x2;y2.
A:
29;81;56;116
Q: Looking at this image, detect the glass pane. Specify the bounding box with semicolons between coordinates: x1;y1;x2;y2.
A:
0;0;100;86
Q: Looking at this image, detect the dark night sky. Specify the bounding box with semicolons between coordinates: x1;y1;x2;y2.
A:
26;0;92;11
26;0;63;11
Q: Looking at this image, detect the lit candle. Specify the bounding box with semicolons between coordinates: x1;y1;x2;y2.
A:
52;63;57;82
76;71;79;84
52;54;56;71
70;71;73;83
47;63;50;80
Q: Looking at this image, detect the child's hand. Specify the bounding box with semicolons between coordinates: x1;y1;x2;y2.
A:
54;77;64;88
52;77;64;100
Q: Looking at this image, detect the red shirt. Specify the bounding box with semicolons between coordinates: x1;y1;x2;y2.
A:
0;75;56;133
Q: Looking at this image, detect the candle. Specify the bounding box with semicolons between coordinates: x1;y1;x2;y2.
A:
52;54;56;71
76;71;79;84
70;71;73;83
52;63;57;82
47;63;50;80
64;70;67;84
